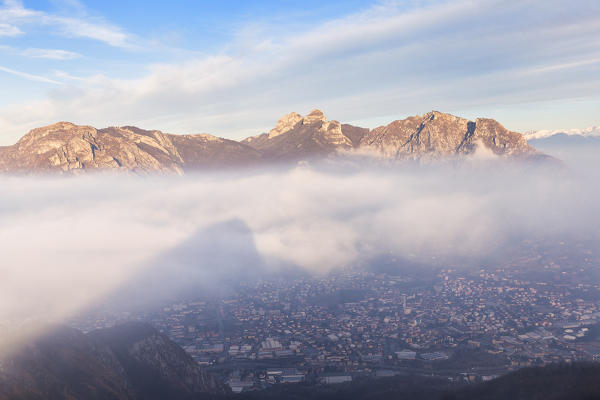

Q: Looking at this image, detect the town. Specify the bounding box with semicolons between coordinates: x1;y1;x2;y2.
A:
70;238;600;393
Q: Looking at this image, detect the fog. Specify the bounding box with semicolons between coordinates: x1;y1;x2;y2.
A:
1;154;599;349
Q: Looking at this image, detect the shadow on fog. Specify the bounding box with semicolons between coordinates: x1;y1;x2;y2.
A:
100;218;268;312
2;151;599;332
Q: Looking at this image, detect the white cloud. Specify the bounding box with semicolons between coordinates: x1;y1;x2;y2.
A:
0;65;62;84
0;0;132;47
0;21;20;36
48;14;130;47
0;160;598;340
0;0;599;143
21;47;81;60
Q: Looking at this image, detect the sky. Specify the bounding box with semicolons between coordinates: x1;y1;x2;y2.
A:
0;0;599;145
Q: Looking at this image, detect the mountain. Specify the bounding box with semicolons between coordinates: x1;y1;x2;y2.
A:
243;110;541;162
361;111;538;160
524;126;600;141
0;122;262;174
0;322;226;400
525;126;600;154
0;111;547;174
241;110;362;160
528;132;600;148
89;322;225;399
525;131;600;169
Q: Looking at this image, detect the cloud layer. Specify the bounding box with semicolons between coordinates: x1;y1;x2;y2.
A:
0;156;599;337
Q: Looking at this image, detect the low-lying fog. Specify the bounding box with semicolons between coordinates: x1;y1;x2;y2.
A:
1;151;599;349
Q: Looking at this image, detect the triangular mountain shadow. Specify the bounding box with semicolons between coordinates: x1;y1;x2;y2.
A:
103;218;266;311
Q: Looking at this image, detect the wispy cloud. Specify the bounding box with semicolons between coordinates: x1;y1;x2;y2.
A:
47;14;130;48
21;47;81;60
0;21;20;36
0;0;599;143
0;0;132;47
0;65;62;84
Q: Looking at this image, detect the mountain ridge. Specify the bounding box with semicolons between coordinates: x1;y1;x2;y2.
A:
0;110;548;174
0;322;227;400
524;126;600;140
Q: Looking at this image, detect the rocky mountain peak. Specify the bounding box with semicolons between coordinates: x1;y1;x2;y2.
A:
17;122;97;147
304;109;327;125
241;109;354;160
24;121;80;133
268;112;303;138
360;110;542;161
0;110;553;174
422;110;465;124
0;122;261;174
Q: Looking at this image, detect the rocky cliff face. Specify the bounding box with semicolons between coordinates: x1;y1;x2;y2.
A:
0;322;226;400
360;111;536;160
244;109;540;162
0;110;546;174
242;109;359;160
89;322;225;399
0;122;261;174
0;325;134;400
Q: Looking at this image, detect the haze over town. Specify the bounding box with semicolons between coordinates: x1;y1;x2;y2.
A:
1;1;600;399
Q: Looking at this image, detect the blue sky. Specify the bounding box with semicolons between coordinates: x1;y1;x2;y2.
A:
0;0;599;144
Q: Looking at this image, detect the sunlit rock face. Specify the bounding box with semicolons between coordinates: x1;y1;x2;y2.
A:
360;111;537;160
0;110;548;174
0;123;261;174
266;111;303;139
242;109;356;161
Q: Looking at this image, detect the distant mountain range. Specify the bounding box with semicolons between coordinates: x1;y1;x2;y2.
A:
524;126;600;141
528;133;600;148
0;110;549;174
0;322;226;400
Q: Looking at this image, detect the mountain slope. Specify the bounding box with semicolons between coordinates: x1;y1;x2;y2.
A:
0;322;226;400
3;328;598;400
241;110;359;160
524;126;600;141
0;110;549;174
0;325;134;400
528;133;600;148
0;122;261;174
360;111;537;160
89;322;225;399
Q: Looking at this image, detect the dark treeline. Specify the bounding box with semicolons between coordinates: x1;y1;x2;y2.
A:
229;362;600;400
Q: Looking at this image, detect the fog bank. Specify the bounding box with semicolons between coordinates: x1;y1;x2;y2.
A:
1;157;599;340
